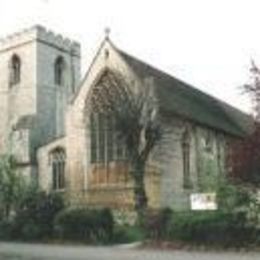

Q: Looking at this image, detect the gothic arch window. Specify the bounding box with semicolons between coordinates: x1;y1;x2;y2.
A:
203;131;214;153
50;147;66;190
182;127;191;189
90;112;126;164
9;54;21;86
89;111;128;185
54;56;66;86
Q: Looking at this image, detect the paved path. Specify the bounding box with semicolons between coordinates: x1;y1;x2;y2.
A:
0;242;259;260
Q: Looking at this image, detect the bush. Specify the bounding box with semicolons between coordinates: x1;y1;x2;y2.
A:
54;208;114;243
139;207;259;247
112;225;145;244
168;211;258;247
11;187;64;241
0;219;14;240
142;208;173;240
19;221;42;241
216;178;251;212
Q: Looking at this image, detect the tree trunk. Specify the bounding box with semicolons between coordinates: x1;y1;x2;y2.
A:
4;204;10;220
132;161;148;222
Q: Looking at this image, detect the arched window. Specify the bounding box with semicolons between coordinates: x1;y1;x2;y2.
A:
182;128;191;189
89;112;128;185
90;113;126;164
203;131;214;153
50;147;66;190
9;54;21;86
54;56;66;86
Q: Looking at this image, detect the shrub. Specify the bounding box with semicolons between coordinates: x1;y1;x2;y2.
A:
139;206;259;247
168;211;258;247
19;221;42;241
0;155;28;219
216;178;251;212
112;224;145;244
12;187;64;240
142;208;173;240
0;219;13;240
54;208;114;243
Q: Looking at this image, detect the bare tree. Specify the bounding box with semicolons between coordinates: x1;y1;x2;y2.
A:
244;59;260;120
229;60;260;184
89;70;162;220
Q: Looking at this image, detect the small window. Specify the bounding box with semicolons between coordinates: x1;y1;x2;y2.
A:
182;128;191;189
54;56;66;86
9;54;21;86
50;148;66;190
203;131;214;153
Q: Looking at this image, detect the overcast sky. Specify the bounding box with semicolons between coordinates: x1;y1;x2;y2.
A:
1;0;260;113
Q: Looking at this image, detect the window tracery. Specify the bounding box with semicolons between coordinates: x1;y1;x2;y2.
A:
50;148;66;190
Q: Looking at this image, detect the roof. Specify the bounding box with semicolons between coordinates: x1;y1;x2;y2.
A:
117;49;254;137
14;115;36;130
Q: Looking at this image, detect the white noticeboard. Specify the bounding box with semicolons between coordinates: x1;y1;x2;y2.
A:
190;193;217;211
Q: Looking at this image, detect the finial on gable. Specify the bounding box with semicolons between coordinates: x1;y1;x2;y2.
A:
104;27;111;40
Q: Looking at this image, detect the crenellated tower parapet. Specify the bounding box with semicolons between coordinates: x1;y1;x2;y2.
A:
0;25;80;56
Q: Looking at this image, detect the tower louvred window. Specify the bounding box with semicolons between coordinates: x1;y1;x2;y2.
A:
9;54;21;86
55;56;66;86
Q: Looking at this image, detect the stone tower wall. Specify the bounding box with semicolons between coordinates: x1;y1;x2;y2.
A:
0;26;81;178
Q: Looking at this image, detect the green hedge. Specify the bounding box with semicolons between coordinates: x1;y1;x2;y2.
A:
0;189;64;241
142;208;173;240
13;191;64;240
54;208;114;243
168;211;258;246
0;219;13;240
142;209;259;247
112;224;145;244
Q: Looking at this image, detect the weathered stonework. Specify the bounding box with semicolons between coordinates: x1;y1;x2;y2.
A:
0;26;81;179
61;39;231;211
0;26;250;212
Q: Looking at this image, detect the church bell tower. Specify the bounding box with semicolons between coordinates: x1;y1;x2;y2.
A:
0;25;81;178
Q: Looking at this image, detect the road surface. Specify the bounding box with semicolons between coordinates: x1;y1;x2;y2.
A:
0;242;259;260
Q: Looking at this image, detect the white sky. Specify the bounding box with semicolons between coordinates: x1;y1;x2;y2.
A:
1;0;259;113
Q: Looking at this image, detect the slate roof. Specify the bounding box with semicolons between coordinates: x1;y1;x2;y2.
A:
117;49;254;138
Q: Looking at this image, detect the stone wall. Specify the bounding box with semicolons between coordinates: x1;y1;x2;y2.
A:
37;137;66;191
0;26;81;179
157;116;228;210
38;37;230;212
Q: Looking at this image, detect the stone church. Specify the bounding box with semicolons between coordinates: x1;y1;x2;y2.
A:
0;25;252;211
